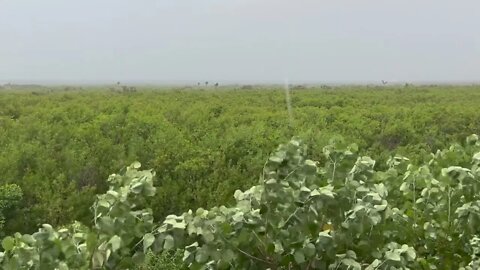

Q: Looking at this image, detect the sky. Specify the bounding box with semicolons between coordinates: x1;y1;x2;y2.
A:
0;0;479;85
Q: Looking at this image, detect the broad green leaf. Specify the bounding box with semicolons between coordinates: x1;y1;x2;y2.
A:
203;231;215;242
399;182;409;192
274;241;284;254
304;243;316;257
92;251;105;268
109;235;122;252
232;212;244;222
131;182;143;193
221;249;235;262
195;248;209;264
467;134;479;144
163;235;174;250
1;237;14;251
405;247;416;261
143;233;155;252
131;161;141;169
385;250;401;262
294;250;305;264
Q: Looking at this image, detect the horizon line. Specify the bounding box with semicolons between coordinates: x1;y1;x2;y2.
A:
2;79;480;87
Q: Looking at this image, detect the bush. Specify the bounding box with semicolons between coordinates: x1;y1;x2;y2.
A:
2;135;480;269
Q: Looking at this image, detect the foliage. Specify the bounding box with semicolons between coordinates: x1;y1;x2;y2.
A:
136;251;186;270
0;163;156;269
2;134;480;269
1;86;480;235
0;184;22;234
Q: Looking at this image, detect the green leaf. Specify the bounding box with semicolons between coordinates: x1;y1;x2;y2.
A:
304;243;316;257
269;156;283;163
131;182;143;193
294;250;305;264
131;161;141;169
274;241;284;254
405;247;416;261
369;214;381;225
163;235;175;250
399;182;409;192
143;233;155;253
195;248;209;264
57;262;69;270
203;231;215;243
310;189;321;197
385;250;401;262
1;237;14;251
342;258;361;269
265;179;277;185
109;235;122;252
233;190;243;201
183;249;193;263
232;212;244;222
221;249;235;262
21;234;35;245
172;220;186;229
467;134;479;144
92;251;105;268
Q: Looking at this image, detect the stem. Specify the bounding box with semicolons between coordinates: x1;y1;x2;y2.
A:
332;161;337;183
285;168;299;182
283;208;300;228
374;260;386;269
213;225;274;266
262;160;269;181
413;176;416;228
327;155;337;183
282;197;312;228
235;247;272;265
253;231;268;257
221;234;272;265
448;186;451;224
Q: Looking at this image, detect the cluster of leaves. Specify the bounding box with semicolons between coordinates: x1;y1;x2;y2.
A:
2;134;480;269
153;137;417;269
0;163;156;269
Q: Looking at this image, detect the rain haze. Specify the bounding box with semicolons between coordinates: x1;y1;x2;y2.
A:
0;0;479;85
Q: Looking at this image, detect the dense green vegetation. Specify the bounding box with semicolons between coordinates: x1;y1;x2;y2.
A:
0;184;22;235
2;134;480;269
1;85;480;237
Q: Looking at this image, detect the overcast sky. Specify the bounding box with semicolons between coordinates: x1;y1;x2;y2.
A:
0;0;479;84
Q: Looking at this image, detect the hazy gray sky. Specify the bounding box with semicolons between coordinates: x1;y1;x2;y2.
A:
0;0;479;84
